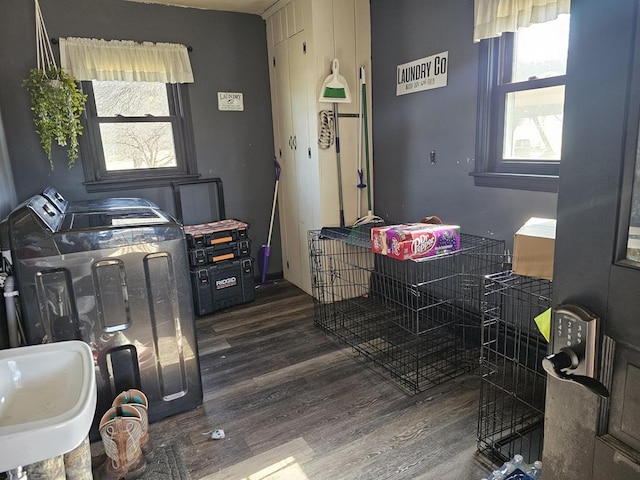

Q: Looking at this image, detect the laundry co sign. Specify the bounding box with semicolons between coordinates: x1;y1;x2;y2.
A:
396;51;448;96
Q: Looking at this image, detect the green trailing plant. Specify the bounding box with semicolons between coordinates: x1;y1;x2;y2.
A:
23;67;87;169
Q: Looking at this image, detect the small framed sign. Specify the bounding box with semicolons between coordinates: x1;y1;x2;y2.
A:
396;51;448;96
217;92;244;111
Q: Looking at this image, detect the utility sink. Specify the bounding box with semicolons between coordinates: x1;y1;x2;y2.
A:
0;341;96;472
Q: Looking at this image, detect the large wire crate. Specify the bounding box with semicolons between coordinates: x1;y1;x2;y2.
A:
477;271;552;465
309;226;506;393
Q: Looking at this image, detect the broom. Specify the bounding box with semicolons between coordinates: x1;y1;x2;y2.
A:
258;159;280;285
353;66;383;228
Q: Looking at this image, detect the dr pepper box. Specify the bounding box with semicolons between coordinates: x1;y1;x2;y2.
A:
371;224;407;254
372;223;460;260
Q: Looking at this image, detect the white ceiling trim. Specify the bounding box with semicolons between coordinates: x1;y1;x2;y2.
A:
123;0;277;15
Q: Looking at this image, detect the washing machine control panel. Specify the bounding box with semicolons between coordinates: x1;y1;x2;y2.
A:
27;195;63;232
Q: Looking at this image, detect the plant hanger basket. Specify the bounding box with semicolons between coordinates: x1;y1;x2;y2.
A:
24;0;86;169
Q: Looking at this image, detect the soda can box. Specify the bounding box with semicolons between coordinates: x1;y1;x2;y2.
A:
371;224;407;254
386;224;461;260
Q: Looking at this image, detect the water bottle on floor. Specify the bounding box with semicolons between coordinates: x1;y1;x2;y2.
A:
486;470;504;480
512;455;527;471
486;459;515;479
485;454;542;480
525;461;543;478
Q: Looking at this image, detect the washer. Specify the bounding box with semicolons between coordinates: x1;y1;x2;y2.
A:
42;186;158;213
7;194;202;439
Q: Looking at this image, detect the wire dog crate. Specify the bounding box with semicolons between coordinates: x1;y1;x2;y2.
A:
309;226;506;393
477;271;552;465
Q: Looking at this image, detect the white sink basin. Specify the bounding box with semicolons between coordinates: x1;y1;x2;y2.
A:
0;341;96;472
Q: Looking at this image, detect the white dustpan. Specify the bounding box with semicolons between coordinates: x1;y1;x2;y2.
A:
319;58;352;104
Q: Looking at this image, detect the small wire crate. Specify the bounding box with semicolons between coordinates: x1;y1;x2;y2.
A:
477;271;552;465
309;226;506;393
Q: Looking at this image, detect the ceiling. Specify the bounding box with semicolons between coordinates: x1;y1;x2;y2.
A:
123;0;277;15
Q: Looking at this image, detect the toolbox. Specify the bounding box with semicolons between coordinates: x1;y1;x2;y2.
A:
191;267;214;316
188;239;251;267
184;219;249;249
190;258;256;315
173;179;256;316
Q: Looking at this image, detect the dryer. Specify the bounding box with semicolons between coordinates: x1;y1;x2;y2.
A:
7;195;202;439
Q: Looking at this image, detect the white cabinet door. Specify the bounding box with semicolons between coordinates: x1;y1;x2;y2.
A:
271;0;304;45
274;39;303;289
285;0;304;38
272;8;286;45
288;32;314;295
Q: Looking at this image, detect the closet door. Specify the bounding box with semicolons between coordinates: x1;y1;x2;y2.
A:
271;7;286;45
285;0;304;37
274;39;303;289
288;31;314;295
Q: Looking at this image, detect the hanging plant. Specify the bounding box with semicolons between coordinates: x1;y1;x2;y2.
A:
24;67;86;169
24;0;87;169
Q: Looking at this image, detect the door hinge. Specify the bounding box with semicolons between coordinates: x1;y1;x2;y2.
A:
303;42;306;54
308;148;311;158
286;261;290;269
279;148;282;158
273;56;276;67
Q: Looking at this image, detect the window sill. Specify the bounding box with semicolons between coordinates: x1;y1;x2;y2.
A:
84;173;201;193
470;172;559;193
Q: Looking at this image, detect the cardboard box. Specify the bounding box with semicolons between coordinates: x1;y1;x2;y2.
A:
385;223;461;261
513;217;556;280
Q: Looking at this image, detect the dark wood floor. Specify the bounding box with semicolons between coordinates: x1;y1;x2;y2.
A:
102;280;494;479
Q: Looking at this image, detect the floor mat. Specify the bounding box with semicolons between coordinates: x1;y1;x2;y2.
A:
142;444;190;480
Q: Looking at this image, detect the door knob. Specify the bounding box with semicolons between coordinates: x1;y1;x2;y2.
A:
542;347;609;397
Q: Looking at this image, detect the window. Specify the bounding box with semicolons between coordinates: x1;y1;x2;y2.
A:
81;80;198;191
473;15;570;192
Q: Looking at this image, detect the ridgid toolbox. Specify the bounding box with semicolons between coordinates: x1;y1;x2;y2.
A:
187;239;251;267
191;257;256;315
172;178;256;315
184;220;255;315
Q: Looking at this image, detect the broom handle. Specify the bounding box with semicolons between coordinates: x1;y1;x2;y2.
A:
334;103;346;228
357;67;364;218
363;69;373;213
267;159;281;247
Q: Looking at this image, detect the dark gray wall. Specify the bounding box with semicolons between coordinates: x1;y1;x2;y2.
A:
0;0;281;274
370;0;558;248
0;109;17;220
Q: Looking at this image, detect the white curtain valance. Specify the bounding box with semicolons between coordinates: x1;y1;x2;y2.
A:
474;0;570;43
59;37;194;83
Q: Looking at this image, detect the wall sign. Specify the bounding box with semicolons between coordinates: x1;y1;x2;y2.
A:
217;92;244;111
396;51;448;96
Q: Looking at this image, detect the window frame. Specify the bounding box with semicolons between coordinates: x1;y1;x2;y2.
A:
472;32;564;193
80;81;199;192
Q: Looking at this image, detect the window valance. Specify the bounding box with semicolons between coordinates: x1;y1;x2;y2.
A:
473;0;570;43
59;37;194;83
